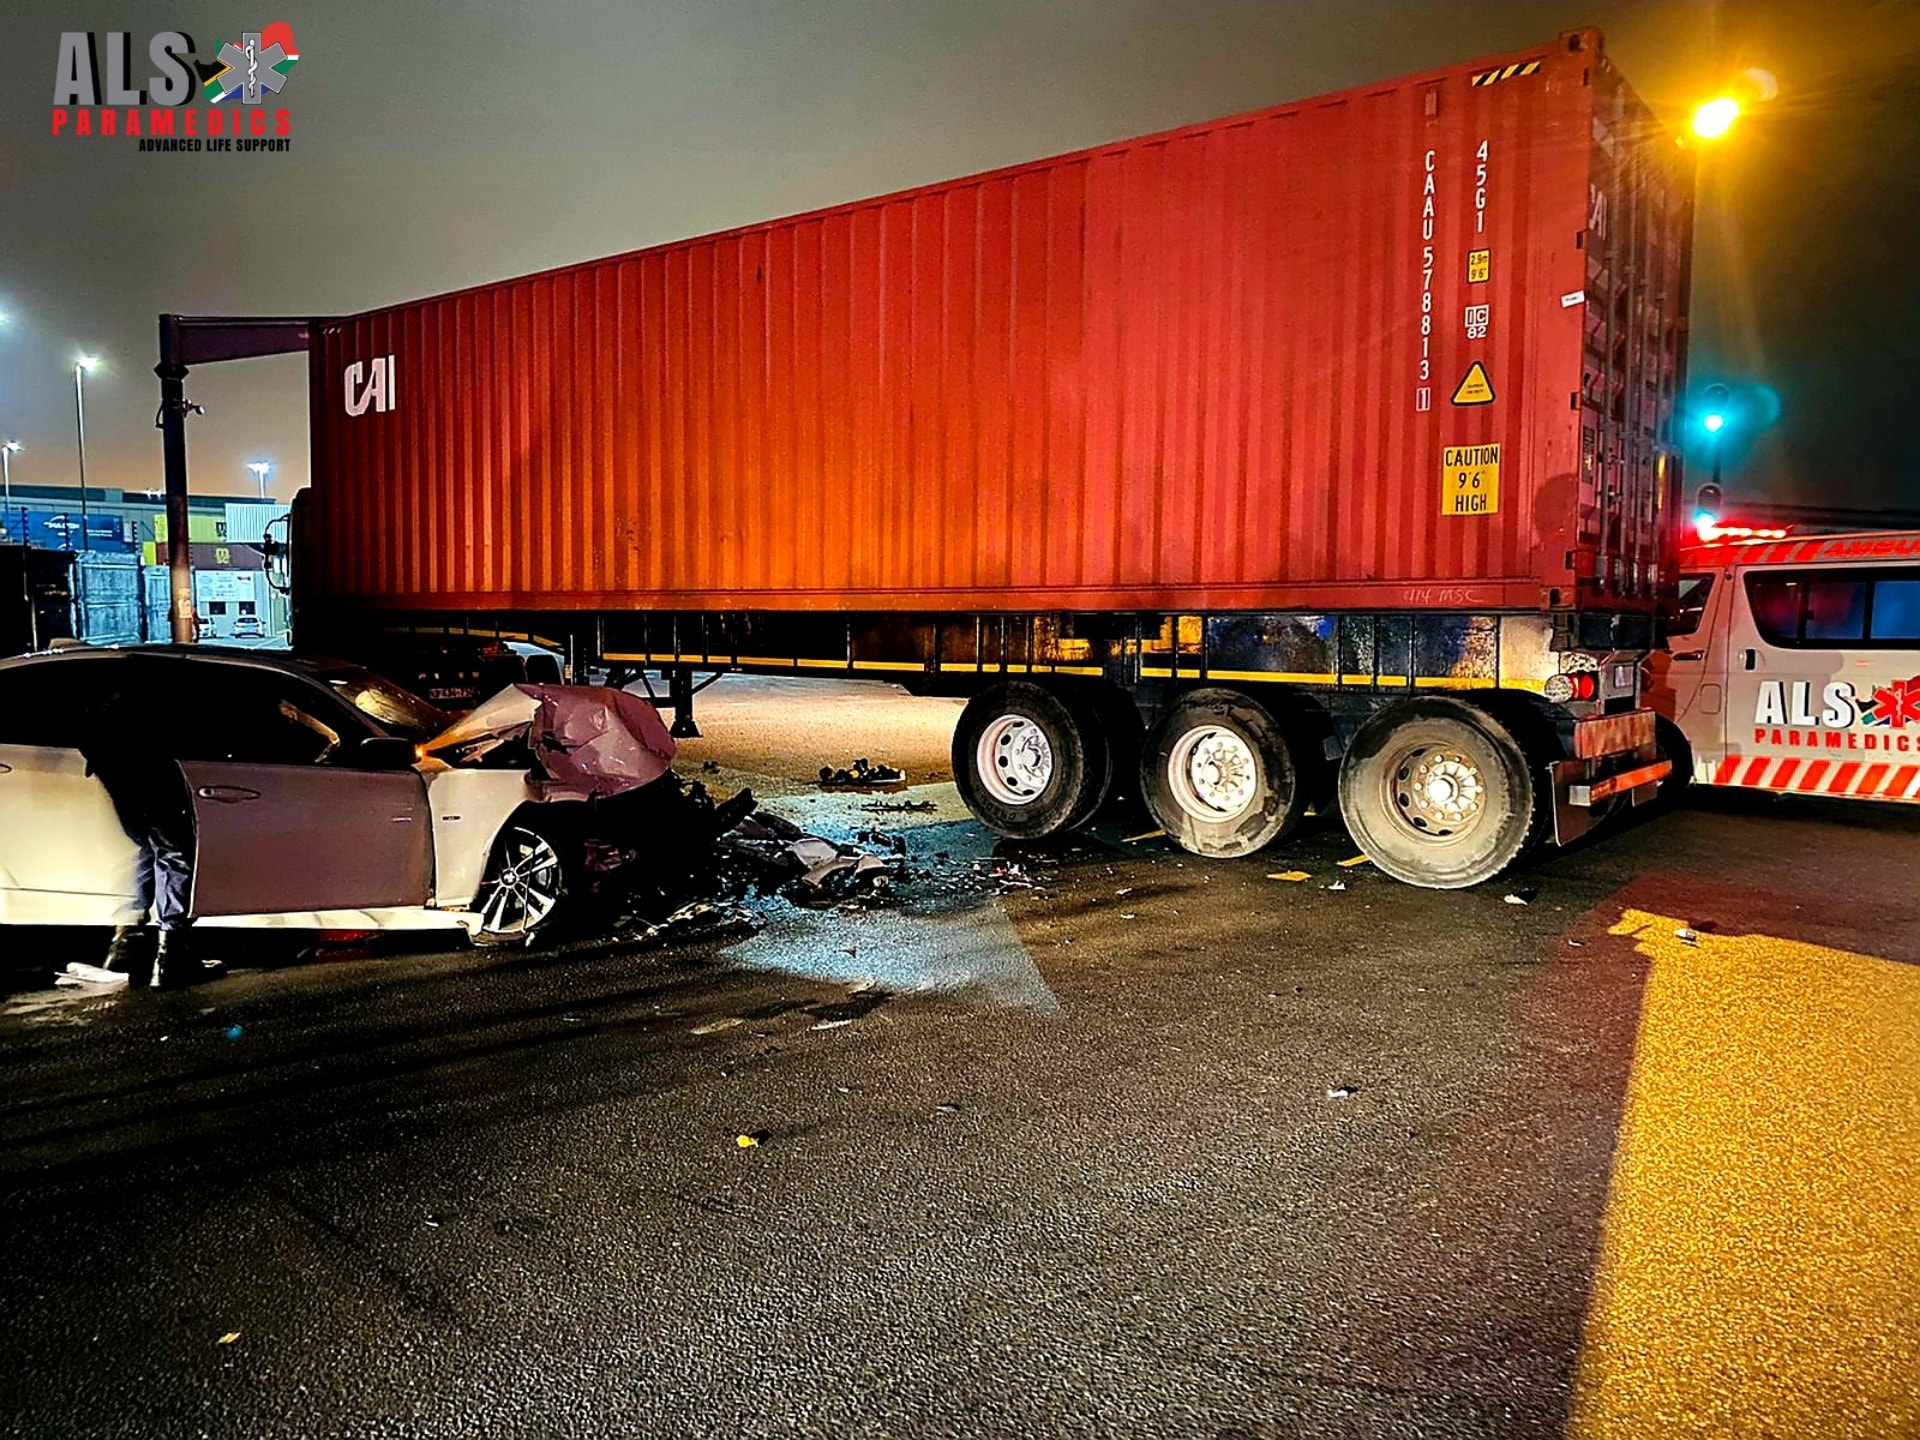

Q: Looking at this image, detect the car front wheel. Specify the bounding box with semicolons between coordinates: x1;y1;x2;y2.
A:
473;820;573;945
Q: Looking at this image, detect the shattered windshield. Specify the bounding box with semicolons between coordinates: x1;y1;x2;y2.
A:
314;665;450;741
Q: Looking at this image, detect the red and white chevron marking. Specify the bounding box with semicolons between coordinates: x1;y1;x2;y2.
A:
1710;755;1920;802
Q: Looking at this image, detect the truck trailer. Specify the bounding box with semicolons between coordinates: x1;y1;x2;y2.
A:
287;28;1691;888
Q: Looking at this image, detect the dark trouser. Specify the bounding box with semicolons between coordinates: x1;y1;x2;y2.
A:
98;770;195;932
130;820;194;930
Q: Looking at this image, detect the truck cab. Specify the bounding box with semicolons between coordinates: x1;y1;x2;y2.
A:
1651;530;1920;803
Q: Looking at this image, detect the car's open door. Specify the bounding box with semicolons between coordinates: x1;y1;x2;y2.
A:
181;758;432;917
152;657;434;919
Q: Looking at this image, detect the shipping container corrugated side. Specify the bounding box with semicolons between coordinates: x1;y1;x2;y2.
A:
306;28;1691;619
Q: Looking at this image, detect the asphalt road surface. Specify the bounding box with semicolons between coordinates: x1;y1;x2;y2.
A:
2;677;1915;1440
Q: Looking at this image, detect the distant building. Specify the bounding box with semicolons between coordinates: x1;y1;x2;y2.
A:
0;486;291;645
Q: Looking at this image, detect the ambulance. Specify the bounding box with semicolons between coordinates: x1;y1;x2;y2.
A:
1649;529;1920;803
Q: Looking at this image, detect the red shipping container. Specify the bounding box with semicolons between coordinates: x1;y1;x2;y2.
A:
307;28;1690;619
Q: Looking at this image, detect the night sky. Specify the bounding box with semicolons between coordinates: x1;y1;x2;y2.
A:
1;0;1915;511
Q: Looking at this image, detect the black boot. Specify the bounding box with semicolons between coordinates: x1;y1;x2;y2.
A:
150;929;188;989
102;925;153;978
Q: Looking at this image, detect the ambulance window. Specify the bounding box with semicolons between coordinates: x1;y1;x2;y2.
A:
1670;574;1713;637
1803;580;1867;642
1870;578;1920;642
1745;576;1804;645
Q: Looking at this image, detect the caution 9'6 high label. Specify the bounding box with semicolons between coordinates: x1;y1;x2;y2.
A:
1442;444;1501;516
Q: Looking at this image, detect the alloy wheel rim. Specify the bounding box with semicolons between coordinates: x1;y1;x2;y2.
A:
481;827;563;935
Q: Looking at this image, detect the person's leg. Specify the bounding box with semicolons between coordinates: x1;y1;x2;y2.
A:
101;802;155;976
147;821;196;989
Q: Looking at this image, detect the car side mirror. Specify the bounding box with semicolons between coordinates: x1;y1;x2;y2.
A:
352;735;419;771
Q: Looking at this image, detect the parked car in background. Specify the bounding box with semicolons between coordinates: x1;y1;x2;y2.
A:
232;614;267;640
1648;530;1920;804
0;647;677;943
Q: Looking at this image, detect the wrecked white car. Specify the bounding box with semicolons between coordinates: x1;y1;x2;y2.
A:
0;646;678;943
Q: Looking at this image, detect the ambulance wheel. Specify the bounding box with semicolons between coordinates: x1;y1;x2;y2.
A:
954;682;1104;840
1338;698;1538;889
1141;689;1305;858
1653;717;1693;804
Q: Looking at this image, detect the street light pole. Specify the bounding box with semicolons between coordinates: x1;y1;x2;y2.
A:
248;460;271;498
73;357;100;552
1;442;16;544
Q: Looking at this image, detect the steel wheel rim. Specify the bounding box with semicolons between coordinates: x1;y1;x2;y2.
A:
481;827;563;935
976;713;1054;806
1166;724;1260;822
1385;744;1487;840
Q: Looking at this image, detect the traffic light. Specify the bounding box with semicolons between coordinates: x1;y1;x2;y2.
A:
1693;481;1724;539
1701;383;1730;435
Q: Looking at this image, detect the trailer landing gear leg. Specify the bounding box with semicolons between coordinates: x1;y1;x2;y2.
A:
668;665;701;739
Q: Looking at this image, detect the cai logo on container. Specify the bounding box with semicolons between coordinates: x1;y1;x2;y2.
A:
50;24;301;152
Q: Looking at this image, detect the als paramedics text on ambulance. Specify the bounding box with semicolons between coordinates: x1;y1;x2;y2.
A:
1650;530;1920;804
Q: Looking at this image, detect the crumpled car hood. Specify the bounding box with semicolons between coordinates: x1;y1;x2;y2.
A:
425;684;676;796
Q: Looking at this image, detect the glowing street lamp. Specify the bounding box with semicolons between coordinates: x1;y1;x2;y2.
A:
1692;96;1741;140
248;460;272;498
2;440;18;508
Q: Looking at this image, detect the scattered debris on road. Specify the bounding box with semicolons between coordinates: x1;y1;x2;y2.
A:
858;798;938;814
1337;855;1372;869
1675;927;1700;946
1268;871;1311;883
1122;828;1166;844
1325;880;1348;892
735;1131;769;1149
1326;1085;1358;1100
817;757;907;791
1504;892;1532;906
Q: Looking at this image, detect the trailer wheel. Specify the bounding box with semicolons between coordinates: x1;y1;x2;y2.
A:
1141;689;1304;858
953;682;1103;840
1338;697;1537;889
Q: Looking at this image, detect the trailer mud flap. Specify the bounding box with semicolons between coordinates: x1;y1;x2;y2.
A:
1549;755;1671;845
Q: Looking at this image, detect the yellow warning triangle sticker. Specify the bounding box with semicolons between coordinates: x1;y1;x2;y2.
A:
1451;362;1495;406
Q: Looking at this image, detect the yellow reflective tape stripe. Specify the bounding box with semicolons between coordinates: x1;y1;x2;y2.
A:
1207;669;1339;685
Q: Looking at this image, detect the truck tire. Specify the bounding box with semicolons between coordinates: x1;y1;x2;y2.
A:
953;681;1104;840
1141;688;1304;858
1337;697;1538;889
